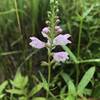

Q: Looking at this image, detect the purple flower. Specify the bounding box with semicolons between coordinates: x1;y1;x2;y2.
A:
53;51;69;62
42;27;50;34
53;34;71;46
55;26;63;33
41;27;50;38
29;37;45;49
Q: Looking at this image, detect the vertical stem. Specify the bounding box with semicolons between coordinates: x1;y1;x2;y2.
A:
14;0;21;33
46;47;51;98
77;18;83;59
76;17;83;84
48;48;51;84
75;64;79;85
48;63;51;85
47;3;56;86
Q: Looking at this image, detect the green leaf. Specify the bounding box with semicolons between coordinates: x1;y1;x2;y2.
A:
62;46;78;64
0;81;8;94
60;86;66;100
6;88;27;95
39;72;49;91
19;96;28;100
29;83;43;97
77;67;95;95
61;72;76;96
83;5;94;18
11;70;28;89
32;97;46;100
0;94;5;99
64;95;75;100
39;72;57;100
50;0;54;3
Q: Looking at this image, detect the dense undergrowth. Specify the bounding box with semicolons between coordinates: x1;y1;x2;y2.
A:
0;0;100;100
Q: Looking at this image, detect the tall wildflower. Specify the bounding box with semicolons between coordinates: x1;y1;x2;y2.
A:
29;0;71;90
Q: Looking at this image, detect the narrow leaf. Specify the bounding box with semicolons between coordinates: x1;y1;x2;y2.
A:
61;72;76;96
62;46;78;63
77;67;95;95
29;83;43;97
39;72;49;91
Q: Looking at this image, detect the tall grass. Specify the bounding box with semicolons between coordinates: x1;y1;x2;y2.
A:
0;0;49;79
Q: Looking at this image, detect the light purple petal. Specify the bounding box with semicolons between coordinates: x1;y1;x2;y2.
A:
41;27;50;38
53;52;69;62
56;28;63;33
55;26;63;33
41;27;50;34
29;37;45;49
53;34;71;45
55;26;61;30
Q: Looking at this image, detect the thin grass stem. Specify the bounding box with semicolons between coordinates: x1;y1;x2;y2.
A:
13;0;21;33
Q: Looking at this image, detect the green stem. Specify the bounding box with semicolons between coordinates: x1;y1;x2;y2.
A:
47;48;51;84
46;48;52;98
48;57;51;84
66;58;100;64
75;64;80;85
14;0;21;33
78;59;100;64
76;17;83;84
47;3;56;85
77;18;83;59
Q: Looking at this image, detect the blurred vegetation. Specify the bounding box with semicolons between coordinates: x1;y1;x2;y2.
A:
0;0;100;99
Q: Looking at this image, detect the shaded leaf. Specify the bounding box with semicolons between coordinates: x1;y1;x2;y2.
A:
39;72;49;91
77;67;95;95
29;83;43;97
61;72;76;96
62;46;78;64
0;81;8;94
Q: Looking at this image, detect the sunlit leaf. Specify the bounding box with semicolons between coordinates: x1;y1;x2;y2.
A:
32;97;46;100
11;70;28;89
6;88;27;95
64;95;75;100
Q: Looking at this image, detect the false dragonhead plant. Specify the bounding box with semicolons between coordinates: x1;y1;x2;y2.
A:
29;0;71;86
29;0;71;98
